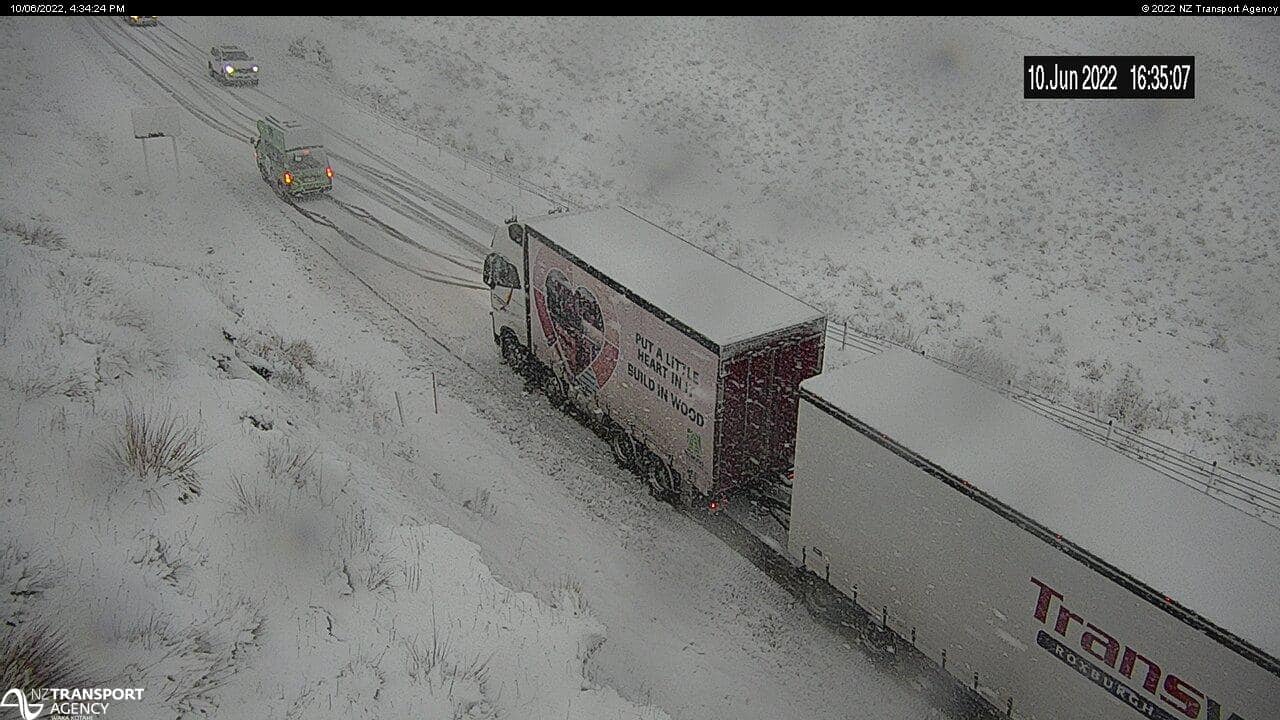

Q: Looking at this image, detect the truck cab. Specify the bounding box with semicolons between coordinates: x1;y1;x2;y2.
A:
484;220;529;368
253;116;333;198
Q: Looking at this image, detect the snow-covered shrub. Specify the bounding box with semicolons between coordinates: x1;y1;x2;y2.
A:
0;622;90;691
262;437;319;489
462;487;496;518
1100;364;1179;433
1076;356;1111;382
942;340;1018;388
1072;385;1102;416
1022;368;1069;402
0;546;52;628
551;575;590;618
108;399;209;502
286;37;310;60
152;600;264;717
5;222;66;250
1233;412;1278;443
361;552;397;594
872;320;922;351
404;631;495;717
286;37;332;71
334;365;376;410
336;506;376;557
820;252;848;277
227;474;270;516
4;337;91;398
280;339;317;371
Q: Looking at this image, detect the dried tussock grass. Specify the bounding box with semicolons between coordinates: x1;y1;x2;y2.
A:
108;400;209;502
0;622;91;691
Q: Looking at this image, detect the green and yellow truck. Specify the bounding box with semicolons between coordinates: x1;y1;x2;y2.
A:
253;116;333;198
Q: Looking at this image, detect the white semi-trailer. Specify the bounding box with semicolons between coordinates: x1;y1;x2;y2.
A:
789;348;1280;720
484;207;825;503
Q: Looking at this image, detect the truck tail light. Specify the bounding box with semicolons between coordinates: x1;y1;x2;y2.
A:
325;166;333;179
282;171;293;185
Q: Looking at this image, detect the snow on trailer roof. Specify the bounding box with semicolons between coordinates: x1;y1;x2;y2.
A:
525;208;823;349
801;348;1280;660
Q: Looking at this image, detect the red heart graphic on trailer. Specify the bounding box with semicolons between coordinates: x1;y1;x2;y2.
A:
533;258;620;394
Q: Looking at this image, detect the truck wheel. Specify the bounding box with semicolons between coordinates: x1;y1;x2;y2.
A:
645;461;679;501
500;334;526;374
608;429;637;470
544;375;569;409
802;577;833;618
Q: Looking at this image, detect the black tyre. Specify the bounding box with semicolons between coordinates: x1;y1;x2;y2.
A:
544;374;569;409
801;576;833;618
500;334;526;374
645;460;680;501
608;428;638;470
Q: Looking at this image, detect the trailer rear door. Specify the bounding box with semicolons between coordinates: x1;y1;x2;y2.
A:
716;327;824;492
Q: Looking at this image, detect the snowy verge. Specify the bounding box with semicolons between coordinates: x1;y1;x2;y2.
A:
0;218;667;719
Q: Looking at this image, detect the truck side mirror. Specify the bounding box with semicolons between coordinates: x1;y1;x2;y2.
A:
508;223;525;245
482;253;499;288
500;262;522;289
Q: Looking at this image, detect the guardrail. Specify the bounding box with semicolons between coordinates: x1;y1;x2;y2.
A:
822;323;1280;529
314;57;1280;530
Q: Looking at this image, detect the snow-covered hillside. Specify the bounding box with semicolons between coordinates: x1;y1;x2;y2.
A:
205;15;1279;474
0;21;676;719
0;18;954;720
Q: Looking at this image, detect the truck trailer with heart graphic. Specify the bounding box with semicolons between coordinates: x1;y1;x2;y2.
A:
484;207;825;504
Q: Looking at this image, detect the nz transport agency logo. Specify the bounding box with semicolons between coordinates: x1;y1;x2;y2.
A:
2;687;144;719
1029;578;1247;720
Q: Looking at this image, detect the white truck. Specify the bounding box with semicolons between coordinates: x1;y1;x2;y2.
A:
789;348;1280;720
484;207;825;504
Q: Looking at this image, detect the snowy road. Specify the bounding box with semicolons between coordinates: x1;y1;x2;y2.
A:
44;16;964;720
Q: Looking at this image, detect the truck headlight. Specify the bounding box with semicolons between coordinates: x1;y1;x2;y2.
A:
251;66;259;72
225;65;234;74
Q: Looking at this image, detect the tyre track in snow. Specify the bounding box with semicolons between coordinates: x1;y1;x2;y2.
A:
88;19;497;368
90;19;986;720
92;19;486;284
331;195;480;273
87;20;251;142
284;201;487;290
139;20;494;259
153;21;501;247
